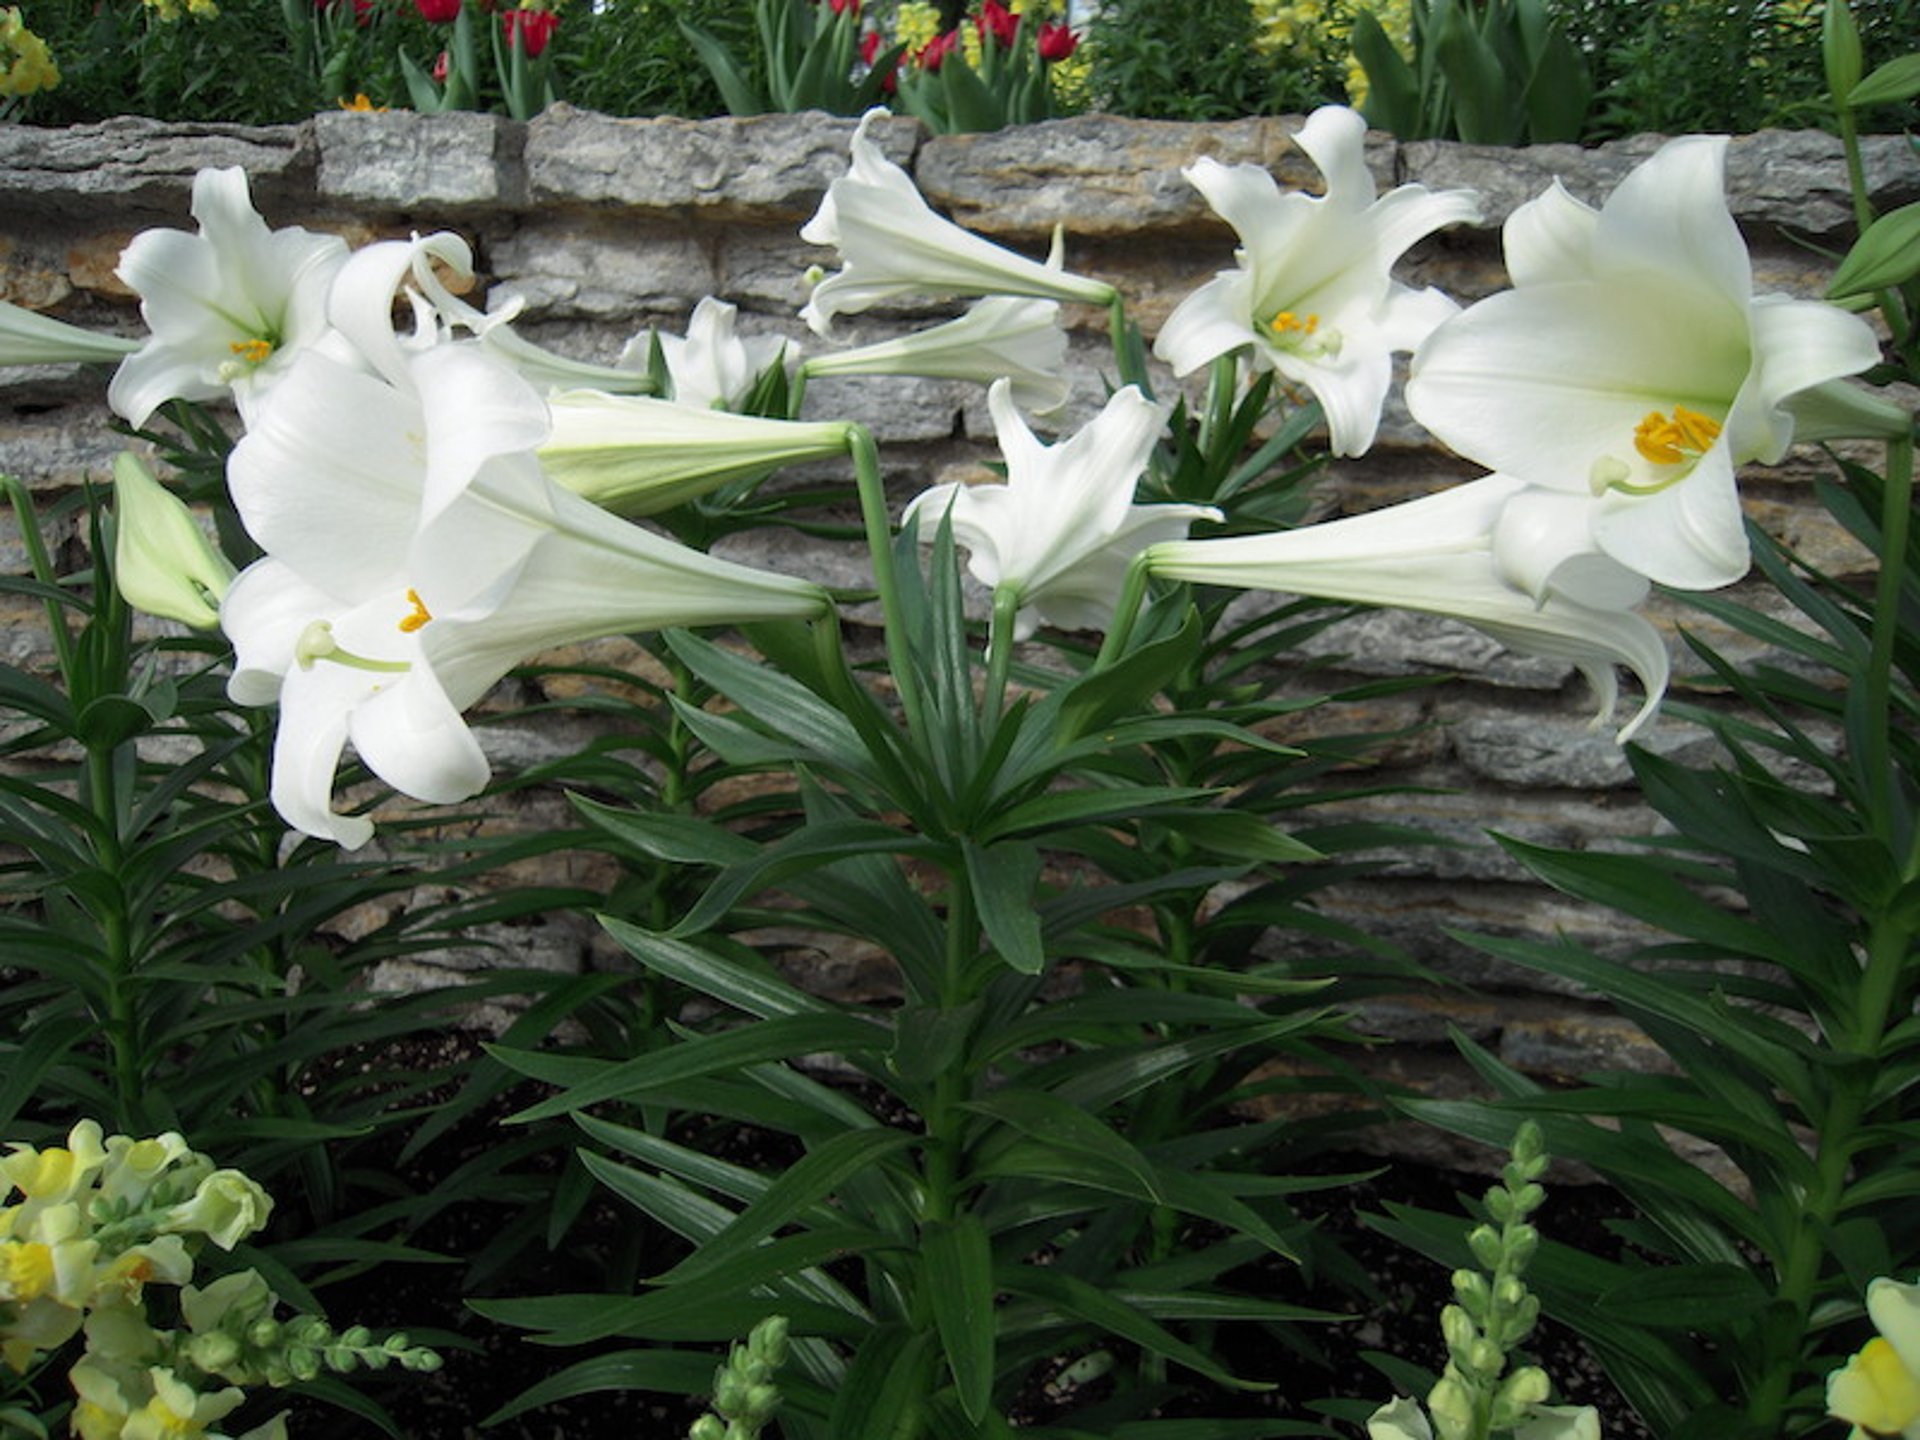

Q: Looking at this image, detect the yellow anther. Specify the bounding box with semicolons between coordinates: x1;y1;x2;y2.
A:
1269;311;1320;336
1633;405;1722;467
398;588;433;634
228;337;273;366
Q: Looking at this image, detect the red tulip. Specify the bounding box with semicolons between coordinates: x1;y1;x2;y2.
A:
975;0;1017;49
1036;21;1078;61
917;28;958;70
501;5;557;55
414;0;460;22
431;48;449;80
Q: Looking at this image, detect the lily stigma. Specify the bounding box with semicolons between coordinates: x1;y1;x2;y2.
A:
292;620;411;675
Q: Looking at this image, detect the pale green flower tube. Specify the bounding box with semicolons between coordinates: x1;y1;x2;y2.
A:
541;390;853;516
0;300;138;367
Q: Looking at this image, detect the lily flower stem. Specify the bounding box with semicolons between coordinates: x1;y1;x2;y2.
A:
984;586;1020;723
786;366;810;422
847;425;931;742
1863;433;1913;857
1108;292;1149;394
1836;98;1913;349
1094;552;1154;671
1200;353;1237;468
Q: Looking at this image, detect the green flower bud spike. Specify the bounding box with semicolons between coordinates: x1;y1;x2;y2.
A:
688;1315;789;1440
1360;1123;1604;1440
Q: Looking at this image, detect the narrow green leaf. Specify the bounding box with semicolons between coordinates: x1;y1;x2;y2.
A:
481;1350;717;1426
923;1217;997;1424
964;838;1045;975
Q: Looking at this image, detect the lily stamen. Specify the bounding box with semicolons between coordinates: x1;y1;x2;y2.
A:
398;588;433;633
1633;405;1722;466
228;337;273;367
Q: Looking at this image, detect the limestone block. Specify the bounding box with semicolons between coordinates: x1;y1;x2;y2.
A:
525;107;916;218
0;119;309;220
314;110;525;210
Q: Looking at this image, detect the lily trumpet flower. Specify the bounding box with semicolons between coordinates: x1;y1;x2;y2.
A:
905;379;1218;639
1406;135;1882;591
1147;475;1671;741
540;392;854;516
109;167;348;428
800;108;1115;336
619;296;794;411
221;343;831;848
1153;105;1482;457
799;295;1072;415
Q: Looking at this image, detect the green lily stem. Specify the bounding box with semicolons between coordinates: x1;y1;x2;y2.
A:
1108;292;1148;394
1095;552;1154;669
85;738;141;1127
1863;432;1913;858
847;424;930;742
984;585;1020;723
1835;91;1913;349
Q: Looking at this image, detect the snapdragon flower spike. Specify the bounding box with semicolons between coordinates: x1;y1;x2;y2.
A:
799;295;1072;414
109;167;348;428
800;108;1115;336
1406;136;1882;591
1153;105;1482;457
222;343;829;849
904;378;1218;640
1148;475;1671;742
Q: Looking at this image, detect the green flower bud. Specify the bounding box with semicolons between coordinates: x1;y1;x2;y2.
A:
743;1383;780;1420
1427;1372;1476;1440
748;1315;789;1365
287;1347;320;1382
1513;1182;1545;1216
1468;1224;1503;1271
1468;1337;1504;1378
248;1319;282;1348
1490;1365;1551;1428
1506;1222;1539;1269
1440;1304;1479;1361
186;1331;243;1372
1452;1268;1491;1322
1824;0;1863;101
689;1415;728;1440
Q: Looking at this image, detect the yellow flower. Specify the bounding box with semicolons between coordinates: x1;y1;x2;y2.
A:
0;5;59;96
338;93;386;111
894;0;942;52
1830;1278;1920;1440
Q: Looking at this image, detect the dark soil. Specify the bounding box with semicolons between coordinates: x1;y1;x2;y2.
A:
276;1037;1652;1440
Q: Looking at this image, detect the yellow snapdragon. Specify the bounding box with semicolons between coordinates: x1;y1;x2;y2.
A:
0;5;58;97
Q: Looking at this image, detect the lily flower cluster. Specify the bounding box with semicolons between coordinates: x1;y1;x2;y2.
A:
0;99;1891;857
1;1122;438;1439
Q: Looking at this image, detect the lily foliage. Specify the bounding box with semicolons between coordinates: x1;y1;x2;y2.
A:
3;30;1919;1437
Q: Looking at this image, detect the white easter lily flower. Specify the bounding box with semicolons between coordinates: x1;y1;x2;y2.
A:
904;379;1217;639
801;295;1072;414
222;344;830;848
110;453;235;630
109;167;348;428
0;300;138;367
322;231;653;397
541;391;853;516
800;108;1115;336
1406;135;1882;591
1154;105;1482;457
618;296;794;411
1148;474;1671;741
